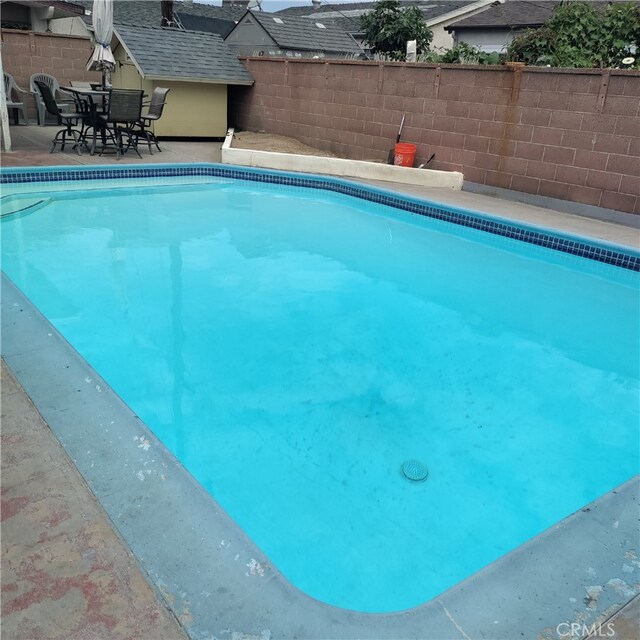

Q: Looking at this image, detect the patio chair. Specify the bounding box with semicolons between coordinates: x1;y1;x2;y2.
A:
96;88;144;160
3;73;29;125
30;73;73;126
133;87;170;154
33;80;84;155
69;91;94;145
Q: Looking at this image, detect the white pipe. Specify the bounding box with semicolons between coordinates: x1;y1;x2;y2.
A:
0;44;13;153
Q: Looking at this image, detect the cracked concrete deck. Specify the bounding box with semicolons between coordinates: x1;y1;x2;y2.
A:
1;363;188;640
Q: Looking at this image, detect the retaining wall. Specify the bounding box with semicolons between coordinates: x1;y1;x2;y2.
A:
1;29;99;122
230;59;640;215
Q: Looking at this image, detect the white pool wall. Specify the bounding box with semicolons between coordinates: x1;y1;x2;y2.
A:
222;128;464;190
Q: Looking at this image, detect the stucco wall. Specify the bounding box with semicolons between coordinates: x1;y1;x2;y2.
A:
429;25;455;53
453;28;523;53
230;58;640;215
112;45;154;98
152;81;228;138
1;29;100;121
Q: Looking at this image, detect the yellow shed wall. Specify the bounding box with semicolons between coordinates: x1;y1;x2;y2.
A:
112;47;153;95
152;81;228;138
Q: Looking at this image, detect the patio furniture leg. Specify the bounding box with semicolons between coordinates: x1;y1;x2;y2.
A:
147;132;156;154
141;131;154;155
122;127;142;159
70;131;82;156
37;101;45;126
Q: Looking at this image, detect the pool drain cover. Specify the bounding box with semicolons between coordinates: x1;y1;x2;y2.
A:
402;460;428;482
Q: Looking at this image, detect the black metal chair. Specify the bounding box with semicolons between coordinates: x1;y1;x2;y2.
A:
33;80;83;155
96;89;144;160
69;92;93;143
133;87;170;154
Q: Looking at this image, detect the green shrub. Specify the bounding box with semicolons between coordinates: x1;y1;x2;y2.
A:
507;1;640;68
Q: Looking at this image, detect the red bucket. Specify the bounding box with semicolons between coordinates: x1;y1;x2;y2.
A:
394;143;417;167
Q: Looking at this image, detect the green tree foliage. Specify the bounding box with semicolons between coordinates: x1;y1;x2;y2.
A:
507;1;640;68
360;0;433;61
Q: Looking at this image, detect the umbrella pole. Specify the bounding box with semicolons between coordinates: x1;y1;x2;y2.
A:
101;68;112;89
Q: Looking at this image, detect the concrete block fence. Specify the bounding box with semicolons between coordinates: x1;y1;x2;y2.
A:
1;29;100;123
230;59;640;216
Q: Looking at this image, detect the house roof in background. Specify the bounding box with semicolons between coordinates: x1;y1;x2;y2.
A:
5;0;86;18
36;0;86;16
446;0;559;29
76;0;245;29
447;0;637;31
173;1;247;24
178;12;236;38
247;10;364;54
113;24;253;85
277;1;482;27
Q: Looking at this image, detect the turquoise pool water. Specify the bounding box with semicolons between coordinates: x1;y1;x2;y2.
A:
1;175;638;613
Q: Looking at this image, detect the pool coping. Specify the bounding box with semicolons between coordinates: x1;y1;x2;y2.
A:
2;164;639;639
1;162;638;270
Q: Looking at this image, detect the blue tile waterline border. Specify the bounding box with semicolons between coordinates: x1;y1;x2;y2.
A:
2;163;639;271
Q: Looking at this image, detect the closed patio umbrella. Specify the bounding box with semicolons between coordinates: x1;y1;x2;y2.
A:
87;0;115;87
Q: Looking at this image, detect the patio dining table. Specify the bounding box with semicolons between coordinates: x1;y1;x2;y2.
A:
60;86;109;155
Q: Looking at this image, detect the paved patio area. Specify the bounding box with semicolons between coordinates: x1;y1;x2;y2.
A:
1;124;222;167
1;124;639;639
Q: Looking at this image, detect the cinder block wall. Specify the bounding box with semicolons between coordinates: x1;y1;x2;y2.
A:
231;59;640;215
1;29;100;122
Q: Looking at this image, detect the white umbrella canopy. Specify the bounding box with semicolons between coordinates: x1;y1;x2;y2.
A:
87;0;115;84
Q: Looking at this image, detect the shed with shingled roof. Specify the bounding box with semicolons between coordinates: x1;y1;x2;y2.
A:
111;24;253;138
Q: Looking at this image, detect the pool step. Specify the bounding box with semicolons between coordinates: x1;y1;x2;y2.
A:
0;196;53;219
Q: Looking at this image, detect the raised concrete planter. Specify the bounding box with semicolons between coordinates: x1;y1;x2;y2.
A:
222;128;464;190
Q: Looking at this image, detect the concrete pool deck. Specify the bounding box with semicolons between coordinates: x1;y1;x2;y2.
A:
1;128;639;639
1;363;188;640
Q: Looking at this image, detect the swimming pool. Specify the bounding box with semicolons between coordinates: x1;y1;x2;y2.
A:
1;165;639;631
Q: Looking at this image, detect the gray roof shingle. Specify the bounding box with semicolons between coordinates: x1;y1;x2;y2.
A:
178;13;236;38
76;0;246;29
447;0;560;29
446;0;637;30
278;1;480;26
250;10;364;54
114;25;253;85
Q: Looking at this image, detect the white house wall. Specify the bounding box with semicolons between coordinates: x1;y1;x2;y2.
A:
49;16;91;37
454;28;523;53
429;25;455;53
428;0;505;53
